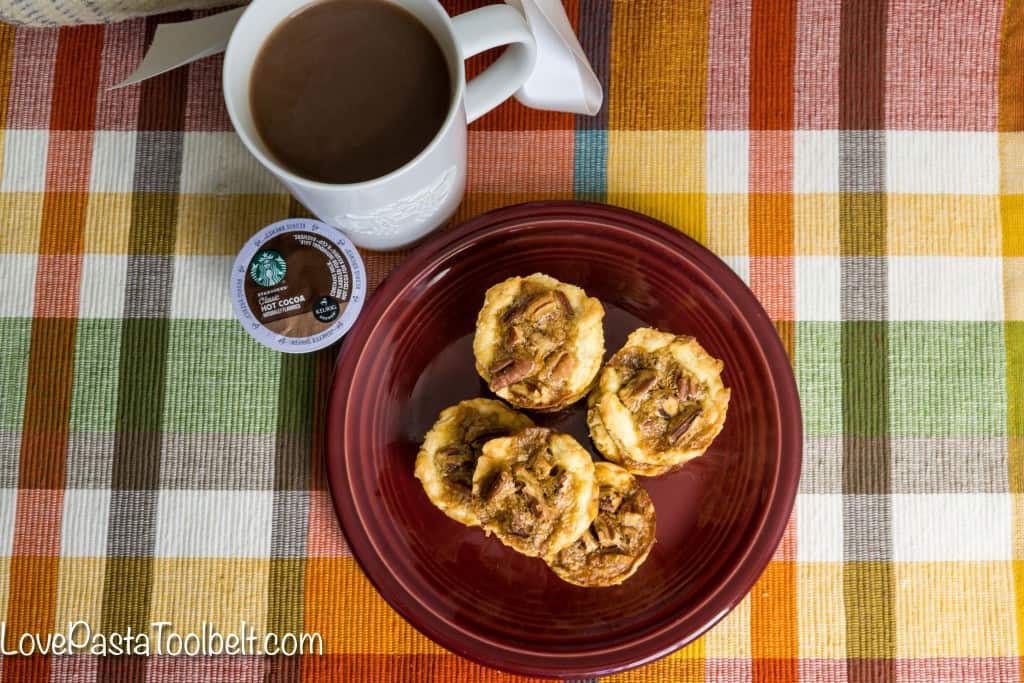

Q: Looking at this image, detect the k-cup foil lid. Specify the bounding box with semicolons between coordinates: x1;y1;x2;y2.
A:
230;219;366;353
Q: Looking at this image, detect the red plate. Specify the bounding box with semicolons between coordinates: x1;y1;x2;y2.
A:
325;202;801;678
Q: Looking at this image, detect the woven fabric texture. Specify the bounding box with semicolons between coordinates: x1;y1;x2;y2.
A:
0;0;232;27
1;0;1023;681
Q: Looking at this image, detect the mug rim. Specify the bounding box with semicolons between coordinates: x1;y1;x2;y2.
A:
223;0;467;191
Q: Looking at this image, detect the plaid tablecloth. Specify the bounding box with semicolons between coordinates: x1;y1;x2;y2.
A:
1;0;1022;681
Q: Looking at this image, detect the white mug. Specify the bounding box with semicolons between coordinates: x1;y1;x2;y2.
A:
223;0;537;251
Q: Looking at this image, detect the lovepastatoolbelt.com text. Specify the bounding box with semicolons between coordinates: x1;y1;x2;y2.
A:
0;621;324;656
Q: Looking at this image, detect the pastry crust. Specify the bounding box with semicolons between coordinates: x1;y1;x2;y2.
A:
548;461;656;587
473;273;604;412
472;427;598;559
415;399;534;527
587;328;730;476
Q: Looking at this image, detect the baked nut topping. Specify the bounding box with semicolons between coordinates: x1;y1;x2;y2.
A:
415;399;534;526
472;427;598;558
548;461;656;587
474;274;604;411
588;328;730;476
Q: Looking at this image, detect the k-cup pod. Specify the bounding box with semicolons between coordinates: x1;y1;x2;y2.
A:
230;218;366;353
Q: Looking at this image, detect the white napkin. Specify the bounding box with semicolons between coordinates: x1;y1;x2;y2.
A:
112;7;246;88
112;0;603;116
506;0;601;115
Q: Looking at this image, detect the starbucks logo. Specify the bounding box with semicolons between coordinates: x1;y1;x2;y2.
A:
250;250;286;287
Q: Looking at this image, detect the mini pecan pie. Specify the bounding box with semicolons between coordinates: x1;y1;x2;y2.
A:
473;274;604;412
415;399;534;527
587;328;730;476
548;461;656;587
472;427;598;559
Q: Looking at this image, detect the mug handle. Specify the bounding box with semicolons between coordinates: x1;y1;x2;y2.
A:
450;4;537;124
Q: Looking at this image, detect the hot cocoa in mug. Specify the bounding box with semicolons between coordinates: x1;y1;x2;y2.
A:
224;0;537;250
